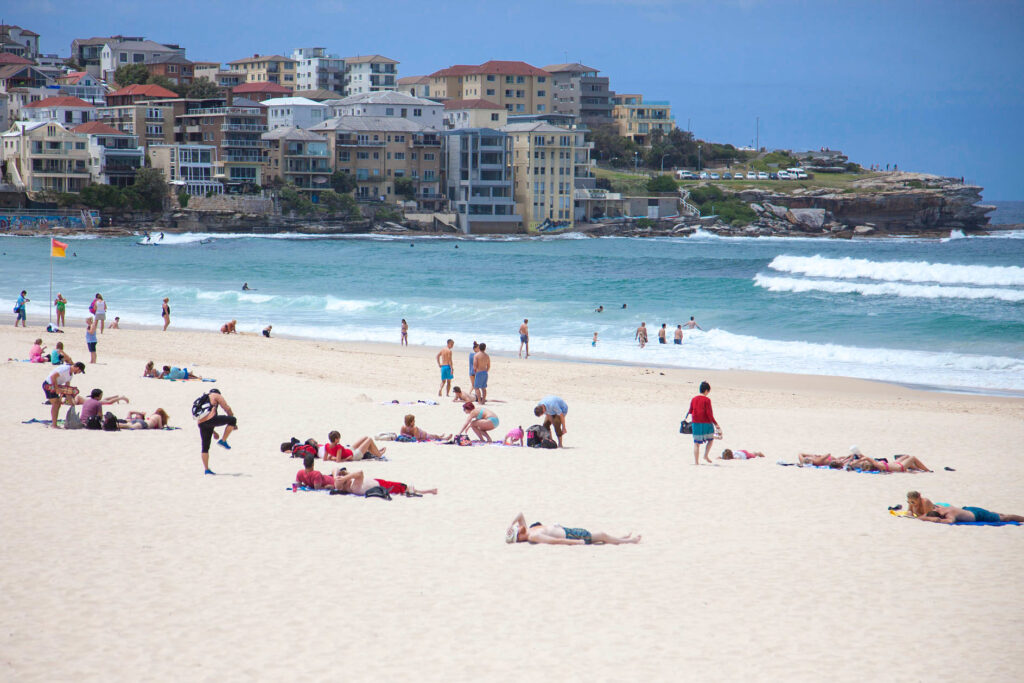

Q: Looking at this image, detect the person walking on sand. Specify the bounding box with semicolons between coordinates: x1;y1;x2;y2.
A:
505;512;640;545
635;322;648;348
437;339;455;397
161;298;171;331
469;341;478;385
473;342;490;403
14;290;28;327
196;388;237;475
658;324;667;344
674;325;683;345
519;319;529;358
534;395;568;448
54;293;67;327
683;316;703;331
91;294;107;333
684;381;720;465
401;319;408;346
85;316;99;364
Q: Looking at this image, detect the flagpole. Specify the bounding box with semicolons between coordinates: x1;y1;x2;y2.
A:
49;240;53;326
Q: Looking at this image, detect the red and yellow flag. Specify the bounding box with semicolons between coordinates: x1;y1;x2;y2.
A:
51;238;67;258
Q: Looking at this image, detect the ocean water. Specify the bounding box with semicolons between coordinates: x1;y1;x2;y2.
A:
2;227;1022;394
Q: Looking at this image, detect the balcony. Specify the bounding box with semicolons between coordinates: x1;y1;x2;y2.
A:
222;123;267;132
223;153;263;162
221;139;267;148
335;139;385;147
413;138;441;147
355;174;384;182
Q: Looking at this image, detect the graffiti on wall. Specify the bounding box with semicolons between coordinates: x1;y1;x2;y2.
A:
0;211;101;231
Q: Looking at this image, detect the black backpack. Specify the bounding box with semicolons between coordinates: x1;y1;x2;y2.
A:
364;486;392;500
526;424;550;448
102;411;120;431
192;393;213;419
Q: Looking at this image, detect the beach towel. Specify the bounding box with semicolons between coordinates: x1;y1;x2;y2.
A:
22;418;179;431
778;462;883;474
162;377;216;382
889;509;1020;526
381;400;438;406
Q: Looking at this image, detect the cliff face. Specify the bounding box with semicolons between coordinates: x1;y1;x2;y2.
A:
734;174;995;233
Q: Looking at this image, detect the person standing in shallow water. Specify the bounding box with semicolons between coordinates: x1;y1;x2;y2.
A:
635;322;648;348
401;319;408;346
519;319;529;359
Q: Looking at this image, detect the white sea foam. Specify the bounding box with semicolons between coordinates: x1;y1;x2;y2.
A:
754;274;1024;302
941;229;967;242
768;254;1024;286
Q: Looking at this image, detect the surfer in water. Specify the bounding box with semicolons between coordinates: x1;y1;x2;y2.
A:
242;283;250;291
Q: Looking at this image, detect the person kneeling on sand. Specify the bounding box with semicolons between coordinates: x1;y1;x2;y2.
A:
220;320;237;334
505;512;640;545
401;414;450;442
720;448;764;460
459;402;499;442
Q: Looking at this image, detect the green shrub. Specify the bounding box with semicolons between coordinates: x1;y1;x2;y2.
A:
646;174;678;193
635;218;656;229
177;192;190;208
375;205;403;222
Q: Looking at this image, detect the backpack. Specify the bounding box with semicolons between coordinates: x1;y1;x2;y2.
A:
64;404;84;430
364;486;392;500
526;424;550;448
192;393;213;420
539;436;558;449
89;300;97;314
102;411;120;431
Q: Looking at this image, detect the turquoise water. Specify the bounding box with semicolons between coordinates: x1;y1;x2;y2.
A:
2;227;1023;393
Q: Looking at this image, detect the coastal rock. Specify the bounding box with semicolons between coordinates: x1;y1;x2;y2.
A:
788;208;827;229
750;203;764;214
854;225;875;234
764;202;789;219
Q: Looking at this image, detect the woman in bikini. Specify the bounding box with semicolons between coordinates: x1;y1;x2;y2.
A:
505;513;640;545
797;453;853;467
401;414;450;442
847;454;932;473
458;401;499;442
126;408;169;429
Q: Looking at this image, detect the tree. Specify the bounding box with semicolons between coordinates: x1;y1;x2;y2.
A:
80;184;127;209
319;189;359;218
393;176;415;200
646;174;678;193
113;63;150;87
186;77;222;99
329;170;356;194
124;167;168;211
148;74;187;97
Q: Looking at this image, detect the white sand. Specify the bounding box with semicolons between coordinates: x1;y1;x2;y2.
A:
1;324;1022;682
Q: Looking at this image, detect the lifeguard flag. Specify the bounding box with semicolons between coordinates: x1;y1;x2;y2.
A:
51;238;67;258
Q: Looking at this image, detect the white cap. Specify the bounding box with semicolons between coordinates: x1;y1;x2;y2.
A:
849;445;862;456
505;523;521;544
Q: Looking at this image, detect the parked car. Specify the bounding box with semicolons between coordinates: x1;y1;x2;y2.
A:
722;172;732;179
699;171;709;179
757;171;769;180
787;168;809;179
746;171;757;179
769;172;779;180
675;170;697;180
777;171;793;180
709;172;720;179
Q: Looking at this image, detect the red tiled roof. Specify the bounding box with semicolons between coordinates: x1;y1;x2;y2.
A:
58;71;89;84
430;60;548;78
0;52;32;65
72;121;125;135
233;82;291;94
107;83;179;98
24;96;95;109
443;98;504;110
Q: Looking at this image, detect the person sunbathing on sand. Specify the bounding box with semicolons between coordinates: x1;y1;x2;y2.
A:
847;453;931;473
916;502;1024;524
143;361;161;378
906;491;937;517
220;320;237;334
505;512;640;545
286;433;387;461
796;453;853;467
720;448;765;460
401;414;450;442
160;365;203;380
452;386;477;403
325;461;436;496
126;408;169;429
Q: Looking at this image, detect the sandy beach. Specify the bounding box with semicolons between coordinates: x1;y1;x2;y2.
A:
1;323;1022;682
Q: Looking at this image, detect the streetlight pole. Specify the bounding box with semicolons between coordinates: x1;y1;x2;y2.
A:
660;153;669;172
697;145;701;172
756;116;759;152
634;151;638;173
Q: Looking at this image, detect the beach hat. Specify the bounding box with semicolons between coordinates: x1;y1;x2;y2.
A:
849;445;862;456
505;523;521;544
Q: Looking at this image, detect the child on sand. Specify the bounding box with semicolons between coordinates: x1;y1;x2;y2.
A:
220;320;237;334
720;448;765;460
504;426;524;446
110;317;120;329
401;414;450;442
30;338;47;363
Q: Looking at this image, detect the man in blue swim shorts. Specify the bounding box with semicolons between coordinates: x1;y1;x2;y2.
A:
473;342;490;403
917;502;1024;524
436;338;455;397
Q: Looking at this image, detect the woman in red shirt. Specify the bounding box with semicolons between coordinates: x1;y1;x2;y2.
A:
685;381;720;465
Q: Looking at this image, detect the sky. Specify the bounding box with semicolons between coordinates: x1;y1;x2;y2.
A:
11;0;1024;199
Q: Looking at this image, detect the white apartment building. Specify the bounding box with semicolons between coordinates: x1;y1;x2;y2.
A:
292;47;345;94
99;39;185;82
327;91;442;127
263;96;329;130
149;143;223;196
22;96;95;126
343;55;398;95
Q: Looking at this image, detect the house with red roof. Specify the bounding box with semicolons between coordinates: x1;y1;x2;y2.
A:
56;71;108;105
23;96;95;126
427;61;553;115
105;83;179;107
232;81;292;102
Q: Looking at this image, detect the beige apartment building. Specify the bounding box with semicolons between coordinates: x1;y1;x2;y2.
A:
443;99;507;130
261;126;331;199
95;100;177;151
1;120;90;193
501;121;576;231
228;54;297;87
611;94;675;145
310;116;443;209
428;61;553;115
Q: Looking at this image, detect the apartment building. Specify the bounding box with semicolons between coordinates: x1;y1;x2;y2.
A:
263;96;328;130
175;98;267;189
95;96;178;151
611;94;674;146
22;96;95;126
428;61;553;115
232;82;292;103
105;83;179;107
310;116;442;208
442;128;520;234
292;48;345;94
343;55;398;95
72;121;144;188
145;54;195;87
56;72;107;105
0;25;40;61
150;143;223;196
501;121;576;231
1;121;90;193
100;38;185;82
542;63;612;126
443;99;506;130
227;54;297;87
396;76;431;99
327;91;442;127
262;127;331;199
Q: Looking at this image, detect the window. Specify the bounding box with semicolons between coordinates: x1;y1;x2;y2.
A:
538;76;546;83
373;152;379;159
394;135;405;142
505;89;513;98
338;151;350;161
401;108;408;117
385;108;394;116
75;142;85;150
133;53;145;63
516;76;524;84
537;104;546;112
119;53;128;63
537;90;545;97
516;104;525;112
412;108;421;117
394;152;405;160
487;75;495;81
490;113;500;121
486;89;495;96
516;90;524;98
356;151;369;159
423;152;435;160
